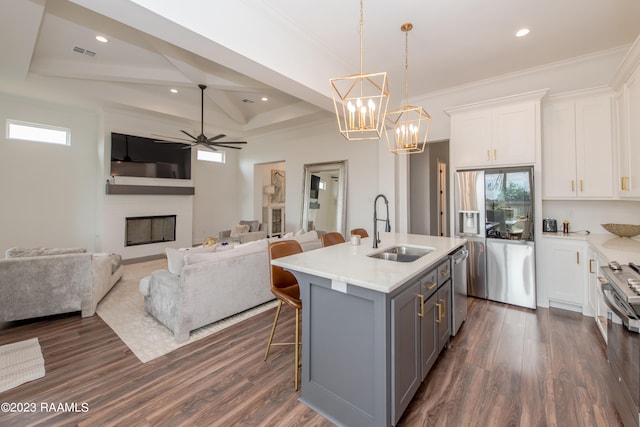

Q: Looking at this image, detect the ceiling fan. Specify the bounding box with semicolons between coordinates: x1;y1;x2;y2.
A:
154;84;247;150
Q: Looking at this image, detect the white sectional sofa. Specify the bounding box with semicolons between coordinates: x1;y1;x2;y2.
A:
141;230;323;343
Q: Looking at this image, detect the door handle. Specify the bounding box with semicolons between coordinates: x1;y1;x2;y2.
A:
580;179;583;192
486;150;490;161
493;149;497;160
435;302;442;323
576;251;580;264
571;180;575;192
417;294;425;318
440;299;446;321
589;259;595;274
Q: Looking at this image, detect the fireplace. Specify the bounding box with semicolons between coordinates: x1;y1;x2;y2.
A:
125;215;176;246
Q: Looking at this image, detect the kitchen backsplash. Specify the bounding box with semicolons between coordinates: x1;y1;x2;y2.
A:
542;200;640;238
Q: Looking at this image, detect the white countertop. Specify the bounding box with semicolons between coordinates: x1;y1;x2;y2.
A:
271;233;467;294
543;232;640;264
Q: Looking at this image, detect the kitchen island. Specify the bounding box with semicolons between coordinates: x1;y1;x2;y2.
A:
272;233;466;427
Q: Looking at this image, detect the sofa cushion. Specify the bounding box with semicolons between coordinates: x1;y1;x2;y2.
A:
294;230;319;244
5;247;87;258
239;220;260;232
184;239;268;265
165;246;215;275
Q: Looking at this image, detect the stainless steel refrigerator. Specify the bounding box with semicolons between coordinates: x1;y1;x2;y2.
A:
454;167;536;309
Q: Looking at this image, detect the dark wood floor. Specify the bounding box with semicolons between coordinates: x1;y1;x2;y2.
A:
0;297;623;426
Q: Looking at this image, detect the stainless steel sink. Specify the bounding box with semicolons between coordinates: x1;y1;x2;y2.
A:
367;245;434;263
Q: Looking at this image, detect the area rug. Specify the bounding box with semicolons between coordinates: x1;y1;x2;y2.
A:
96;259;277;363
0;337;45;393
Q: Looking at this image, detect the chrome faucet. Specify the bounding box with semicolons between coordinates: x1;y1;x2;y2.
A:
373;194;391;248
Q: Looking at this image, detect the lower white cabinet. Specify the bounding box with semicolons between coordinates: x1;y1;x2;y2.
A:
541;237;587;312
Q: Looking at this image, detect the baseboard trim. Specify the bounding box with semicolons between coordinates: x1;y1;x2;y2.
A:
122;254;166;265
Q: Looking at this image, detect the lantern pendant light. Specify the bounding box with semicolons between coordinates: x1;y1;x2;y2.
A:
385;22;431;154
330;0;390;141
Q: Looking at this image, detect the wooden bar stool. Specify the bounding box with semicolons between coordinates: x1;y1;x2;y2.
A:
265;240;303;390
350;228;369;238
321;232;345;247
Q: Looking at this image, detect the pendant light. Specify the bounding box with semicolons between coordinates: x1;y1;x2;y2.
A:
330;0;390;141
385;23;431;154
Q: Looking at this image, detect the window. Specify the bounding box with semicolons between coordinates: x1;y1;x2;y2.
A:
6;119;70;145
197;149;225;163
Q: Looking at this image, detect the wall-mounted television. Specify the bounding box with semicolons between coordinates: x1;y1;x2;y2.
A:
110;132;191;179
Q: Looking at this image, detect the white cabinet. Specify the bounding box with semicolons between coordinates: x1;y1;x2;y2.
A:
448;90;546;169
542;91;614;199
541;237;586;312
618;65;640;198
262;204;285;237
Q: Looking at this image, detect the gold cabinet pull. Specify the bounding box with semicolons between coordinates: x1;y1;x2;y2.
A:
426;281;437;291
589;259;595;274
440;299;446;321
571;180;575;192
622;176;630;191
486;150;490;161
417;294;425;318
576;251;580;264
440;269;449;278
493;149;497;160
580;179;583;192
435;302;442;323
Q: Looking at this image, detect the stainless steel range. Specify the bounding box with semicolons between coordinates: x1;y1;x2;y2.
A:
600;261;640;427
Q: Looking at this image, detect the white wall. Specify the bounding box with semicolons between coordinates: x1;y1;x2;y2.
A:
417;47;628;143
101;109;239;256
0;92;99;256
238;120;381;236
543;200;640;235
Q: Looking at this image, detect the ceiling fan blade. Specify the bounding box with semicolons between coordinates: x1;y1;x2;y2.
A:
206;133;226;143
151;133;193;143
211;144;243;150
212;141;247;144
196;143;218;151
180;130;198;141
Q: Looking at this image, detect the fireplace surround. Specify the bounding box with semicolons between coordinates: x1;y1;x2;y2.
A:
126;215;176;246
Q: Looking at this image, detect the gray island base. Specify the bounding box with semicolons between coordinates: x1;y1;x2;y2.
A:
271;233;466;427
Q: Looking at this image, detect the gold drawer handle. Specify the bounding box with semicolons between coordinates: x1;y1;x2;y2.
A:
417;294;425;318
425;281;437;291
440;299;446;321
622;176;630;191
435;302;442;323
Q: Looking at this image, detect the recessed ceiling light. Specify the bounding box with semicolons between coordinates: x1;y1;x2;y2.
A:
261;97;269;102
96;35;108;43
515;28;530;38
170;88;178;94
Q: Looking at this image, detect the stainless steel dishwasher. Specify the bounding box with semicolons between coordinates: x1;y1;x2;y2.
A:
450;245;469;336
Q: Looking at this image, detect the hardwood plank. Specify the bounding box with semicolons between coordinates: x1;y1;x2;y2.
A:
0;297;624;427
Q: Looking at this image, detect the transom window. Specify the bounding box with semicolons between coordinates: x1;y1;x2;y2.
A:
197;149;225;163
6;119;70;146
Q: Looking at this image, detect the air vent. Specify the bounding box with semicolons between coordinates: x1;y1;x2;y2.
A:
73;46;96;57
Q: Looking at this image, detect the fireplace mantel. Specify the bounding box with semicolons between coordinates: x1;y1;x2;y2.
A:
106;183;195;195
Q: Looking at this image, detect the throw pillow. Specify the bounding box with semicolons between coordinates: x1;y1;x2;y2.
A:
230;223;250;238
239;220;260;232
294;230;319;244
165;246;215;275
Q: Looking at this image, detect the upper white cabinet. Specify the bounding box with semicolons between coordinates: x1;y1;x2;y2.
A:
447;90;546;169
542;90;614;199
612;35;640;199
